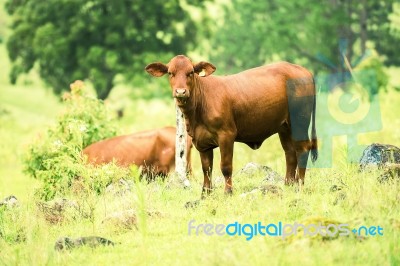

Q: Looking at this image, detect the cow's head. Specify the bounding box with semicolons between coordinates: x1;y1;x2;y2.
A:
145;55;216;106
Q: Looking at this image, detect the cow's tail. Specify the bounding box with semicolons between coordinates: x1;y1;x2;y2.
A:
310;77;318;163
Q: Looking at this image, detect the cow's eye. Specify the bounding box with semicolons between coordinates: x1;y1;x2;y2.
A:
168;72;174;77
187;71;194;77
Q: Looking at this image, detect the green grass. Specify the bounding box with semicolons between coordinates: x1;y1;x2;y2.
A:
1;38;400;265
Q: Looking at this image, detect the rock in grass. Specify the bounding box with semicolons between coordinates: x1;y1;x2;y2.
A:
238;163;283;198
259;184;282;195
36;198;80;224
184;200;200;209
102;209;163;229
102;210;137;229
239;162;283;183
359;143;400;182
283;216;346;243
54;236;115;251
359;143;400;168
0;195;19;208
105;179;134;196
240;184;283;198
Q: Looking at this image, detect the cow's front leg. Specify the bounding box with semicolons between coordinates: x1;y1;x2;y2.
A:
200;149;214;198
219;134;235;194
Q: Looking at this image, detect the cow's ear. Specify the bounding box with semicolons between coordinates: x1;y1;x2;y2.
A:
194;62;216;77
145;63;168;77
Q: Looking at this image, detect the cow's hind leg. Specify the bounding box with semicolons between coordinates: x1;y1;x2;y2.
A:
278;131;297;185
294;140;311;185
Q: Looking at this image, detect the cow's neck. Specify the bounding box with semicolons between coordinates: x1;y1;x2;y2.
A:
179;75;206;135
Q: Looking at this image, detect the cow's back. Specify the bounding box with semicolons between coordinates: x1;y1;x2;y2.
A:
82;127;192;176
82;130;158;168
199;62;314;146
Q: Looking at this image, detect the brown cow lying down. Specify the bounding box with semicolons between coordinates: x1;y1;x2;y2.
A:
146;55;317;196
83;127;192;178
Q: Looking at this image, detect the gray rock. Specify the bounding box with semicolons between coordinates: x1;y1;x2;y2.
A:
359;143;400;182
240;184;283;198
105;179;134;196
359;143;400;169
102;209;137;229
55;236;115;251
378;166;400;183
184;200;200;209
0;195;19;208
239;162;283;183
102;209;162;229
37;198;78;212
36;198;80;224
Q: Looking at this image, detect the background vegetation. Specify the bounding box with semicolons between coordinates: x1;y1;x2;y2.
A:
0;0;399;265
4;0;400;99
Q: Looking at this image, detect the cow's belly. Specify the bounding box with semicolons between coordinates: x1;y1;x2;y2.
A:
234;102;288;145
235;129;278;150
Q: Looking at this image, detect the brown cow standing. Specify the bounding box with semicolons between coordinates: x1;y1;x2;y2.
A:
83;126;192;178
145;55;317;196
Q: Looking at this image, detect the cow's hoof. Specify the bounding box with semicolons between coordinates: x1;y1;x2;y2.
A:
284;180;296;186
224;189;233;195
184;200;200;209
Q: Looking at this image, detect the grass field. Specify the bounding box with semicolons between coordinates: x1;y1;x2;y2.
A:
1;36;400;265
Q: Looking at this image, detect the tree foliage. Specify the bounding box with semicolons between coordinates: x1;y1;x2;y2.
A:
209;0;399;87
5;0;209;99
4;0;399;98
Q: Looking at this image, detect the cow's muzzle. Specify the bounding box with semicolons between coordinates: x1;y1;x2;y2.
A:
175;88;187;98
174;89;189;105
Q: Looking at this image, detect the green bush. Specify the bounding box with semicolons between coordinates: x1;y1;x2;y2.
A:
354;50;389;97
23;81;119;200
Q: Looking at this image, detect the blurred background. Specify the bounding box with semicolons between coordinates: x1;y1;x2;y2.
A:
1;0;399;100
1;0;400;194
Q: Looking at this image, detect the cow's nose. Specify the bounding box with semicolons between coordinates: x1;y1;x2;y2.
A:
175;89;186;96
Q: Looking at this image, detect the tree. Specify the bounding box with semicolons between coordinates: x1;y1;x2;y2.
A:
209;0;398;84
5;0;209;99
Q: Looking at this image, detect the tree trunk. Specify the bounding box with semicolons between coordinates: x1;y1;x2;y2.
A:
175;105;190;188
360;0;368;55
97;77;114;100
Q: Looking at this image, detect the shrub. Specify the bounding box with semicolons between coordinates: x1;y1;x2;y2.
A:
354;50;389;97
23;81;119;200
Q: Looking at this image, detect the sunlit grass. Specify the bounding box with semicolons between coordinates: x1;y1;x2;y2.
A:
0;164;399;265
